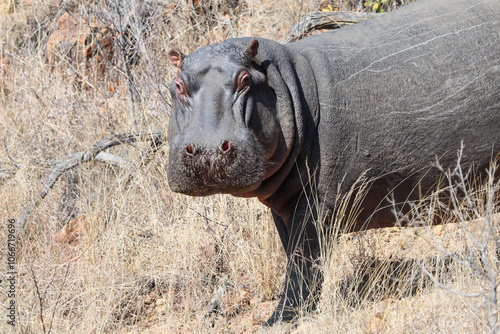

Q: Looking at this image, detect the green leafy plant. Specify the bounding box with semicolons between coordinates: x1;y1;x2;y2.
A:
364;0;387;13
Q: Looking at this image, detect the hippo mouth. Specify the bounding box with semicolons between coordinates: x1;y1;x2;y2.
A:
167;138;265;196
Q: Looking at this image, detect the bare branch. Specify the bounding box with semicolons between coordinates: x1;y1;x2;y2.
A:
393;149;500;333
31;264;47;334
284;11;382;43
420;264;482;298
94;151;131;169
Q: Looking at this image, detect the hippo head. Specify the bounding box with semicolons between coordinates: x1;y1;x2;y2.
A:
166;39;283;196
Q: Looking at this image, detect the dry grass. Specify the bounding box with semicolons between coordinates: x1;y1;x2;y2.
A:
0;0;498;333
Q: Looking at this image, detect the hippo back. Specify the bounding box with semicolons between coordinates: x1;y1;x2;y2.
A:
280;0;500;227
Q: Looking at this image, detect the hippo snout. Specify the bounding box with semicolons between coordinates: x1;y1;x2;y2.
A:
167;133;265;196
179;140;237;181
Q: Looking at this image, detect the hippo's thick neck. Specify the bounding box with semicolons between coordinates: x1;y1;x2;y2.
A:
240;38;320;218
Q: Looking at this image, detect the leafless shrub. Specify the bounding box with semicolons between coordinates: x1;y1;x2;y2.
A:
388;145;500;333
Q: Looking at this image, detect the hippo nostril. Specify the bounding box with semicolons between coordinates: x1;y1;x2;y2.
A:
186;144;195;155
220;140;231;153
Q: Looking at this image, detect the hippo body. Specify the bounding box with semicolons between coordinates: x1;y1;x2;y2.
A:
167;0;500;324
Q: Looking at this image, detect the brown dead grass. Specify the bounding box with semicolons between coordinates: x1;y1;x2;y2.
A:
0;0;497;333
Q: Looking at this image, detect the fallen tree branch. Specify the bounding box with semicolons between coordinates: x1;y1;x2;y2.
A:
17;129;165;232
284;11;382;43
94;151;131;169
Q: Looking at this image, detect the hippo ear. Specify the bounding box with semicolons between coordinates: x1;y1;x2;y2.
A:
244;39;259;61
168;48;185;68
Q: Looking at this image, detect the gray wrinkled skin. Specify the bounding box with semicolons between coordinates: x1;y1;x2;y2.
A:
167;0;500;325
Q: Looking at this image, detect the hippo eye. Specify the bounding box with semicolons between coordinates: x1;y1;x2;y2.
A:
236;70;251;93
175;76;188;101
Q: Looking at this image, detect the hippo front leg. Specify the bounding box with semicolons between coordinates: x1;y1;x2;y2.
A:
271;210;289;251
266;198;323;325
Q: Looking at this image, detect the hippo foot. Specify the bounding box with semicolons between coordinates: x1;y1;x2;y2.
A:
264;301;299;326
264;280;319;326
264;251;323;326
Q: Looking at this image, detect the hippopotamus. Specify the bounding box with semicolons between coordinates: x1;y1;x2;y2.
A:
166;0;500;325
